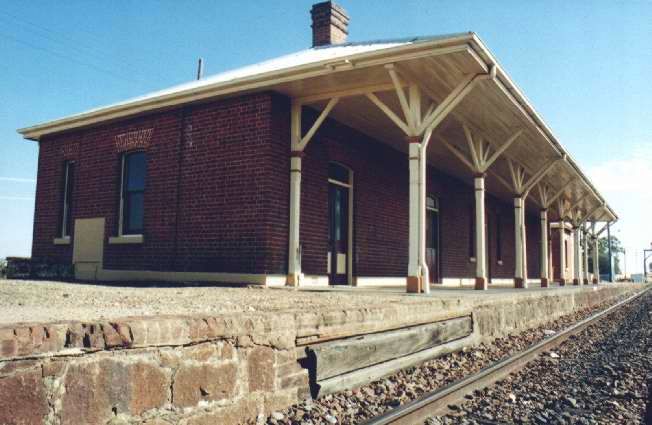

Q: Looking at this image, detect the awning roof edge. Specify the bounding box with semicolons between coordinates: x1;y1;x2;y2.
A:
465;34;617;221
16;32;617;221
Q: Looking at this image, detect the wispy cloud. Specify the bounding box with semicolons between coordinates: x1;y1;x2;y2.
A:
0;196;34;201
0;177;36;183
587;144;652;197
587;142;652;274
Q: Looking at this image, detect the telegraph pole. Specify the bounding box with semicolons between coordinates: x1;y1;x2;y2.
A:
644;244;652;283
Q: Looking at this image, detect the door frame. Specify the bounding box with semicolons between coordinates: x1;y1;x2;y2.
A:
327;162;353;285
426;195;441;284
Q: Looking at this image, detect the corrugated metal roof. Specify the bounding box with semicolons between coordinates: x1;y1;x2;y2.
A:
24;35;465;130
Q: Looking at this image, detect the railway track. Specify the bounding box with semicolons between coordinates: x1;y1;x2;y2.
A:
362;287;651;425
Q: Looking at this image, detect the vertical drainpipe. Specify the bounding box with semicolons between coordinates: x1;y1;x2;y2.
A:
172;108;189;270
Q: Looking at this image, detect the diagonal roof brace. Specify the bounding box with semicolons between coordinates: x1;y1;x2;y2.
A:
542;176;576;209
576;203;605;227
522;158;562;197
291;97;340;151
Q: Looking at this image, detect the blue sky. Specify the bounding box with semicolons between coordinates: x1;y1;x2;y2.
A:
1;1;650;273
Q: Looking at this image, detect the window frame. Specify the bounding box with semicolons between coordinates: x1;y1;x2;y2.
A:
468;204;475;259
495;212;503;264
59;160;74;238
119;151;146;236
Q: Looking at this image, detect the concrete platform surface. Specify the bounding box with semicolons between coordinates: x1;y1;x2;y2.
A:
0;278;642;325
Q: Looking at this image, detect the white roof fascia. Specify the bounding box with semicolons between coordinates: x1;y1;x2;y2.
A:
17;33;473;141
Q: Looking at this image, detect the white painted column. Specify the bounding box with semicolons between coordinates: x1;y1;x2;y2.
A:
514;197;526;288
573;228;581;285
407;139;422;293
474;175;487;290
582;229;590;284
419;143;430;294
287;152;303;286
593;236;600;284
559;224;566;285
521;204;528;286
540;209;549;287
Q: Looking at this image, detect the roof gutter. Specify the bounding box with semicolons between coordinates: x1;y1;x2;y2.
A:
17;33;475;142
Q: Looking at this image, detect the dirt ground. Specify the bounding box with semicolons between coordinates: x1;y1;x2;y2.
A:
0;278;423;325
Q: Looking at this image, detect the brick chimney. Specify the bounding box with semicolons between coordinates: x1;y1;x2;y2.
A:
311;1;349;47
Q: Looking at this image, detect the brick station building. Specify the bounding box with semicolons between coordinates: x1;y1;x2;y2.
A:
19;2;617;291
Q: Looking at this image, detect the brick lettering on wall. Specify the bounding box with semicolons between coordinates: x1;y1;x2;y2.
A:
61;142;80;159
114;128;154;152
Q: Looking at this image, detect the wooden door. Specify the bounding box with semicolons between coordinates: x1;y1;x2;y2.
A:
426;197;440;283
328;183;349;284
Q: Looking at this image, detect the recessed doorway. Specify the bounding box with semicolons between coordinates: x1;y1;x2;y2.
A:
426;196;440;283
327;162;352;285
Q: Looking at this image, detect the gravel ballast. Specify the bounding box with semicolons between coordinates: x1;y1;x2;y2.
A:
262;293;641;424
429;290;651;424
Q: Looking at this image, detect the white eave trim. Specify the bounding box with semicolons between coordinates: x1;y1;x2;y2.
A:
17;33;475;141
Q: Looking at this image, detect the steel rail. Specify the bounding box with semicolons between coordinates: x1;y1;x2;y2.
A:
363;286;650;425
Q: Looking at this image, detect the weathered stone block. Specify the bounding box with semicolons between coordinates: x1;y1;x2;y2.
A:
0;360;39;377
0;370;48;425
248;346;274;392
14;327;34;356
101;323;131;349
181;396;261;425
264;388;299;415
128;361;170;415
183;342;219;362
42;359;67;377
84;324;106;349
279;370;309;390
64;323;85;348
60;358;169;424
172;363;237;407
221;341;235;360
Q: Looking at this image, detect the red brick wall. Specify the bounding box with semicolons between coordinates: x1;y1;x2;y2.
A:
297;106;541;281
32;92;541;281
32;93;290;275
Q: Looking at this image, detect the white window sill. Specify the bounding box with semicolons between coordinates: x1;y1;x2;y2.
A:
108;234;144;245
469;257;476;263
53;237;71;245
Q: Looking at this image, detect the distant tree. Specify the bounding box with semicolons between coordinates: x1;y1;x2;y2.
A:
0;258;6;278
589;236;623;275
598;235;624;274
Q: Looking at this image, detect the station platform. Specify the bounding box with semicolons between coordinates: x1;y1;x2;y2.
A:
0;279;647;425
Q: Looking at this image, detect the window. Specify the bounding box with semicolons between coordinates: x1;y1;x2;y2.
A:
328;162;350;185
468;204;475;258
120;152;146;235
60;161;74;238
495;213;502;263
